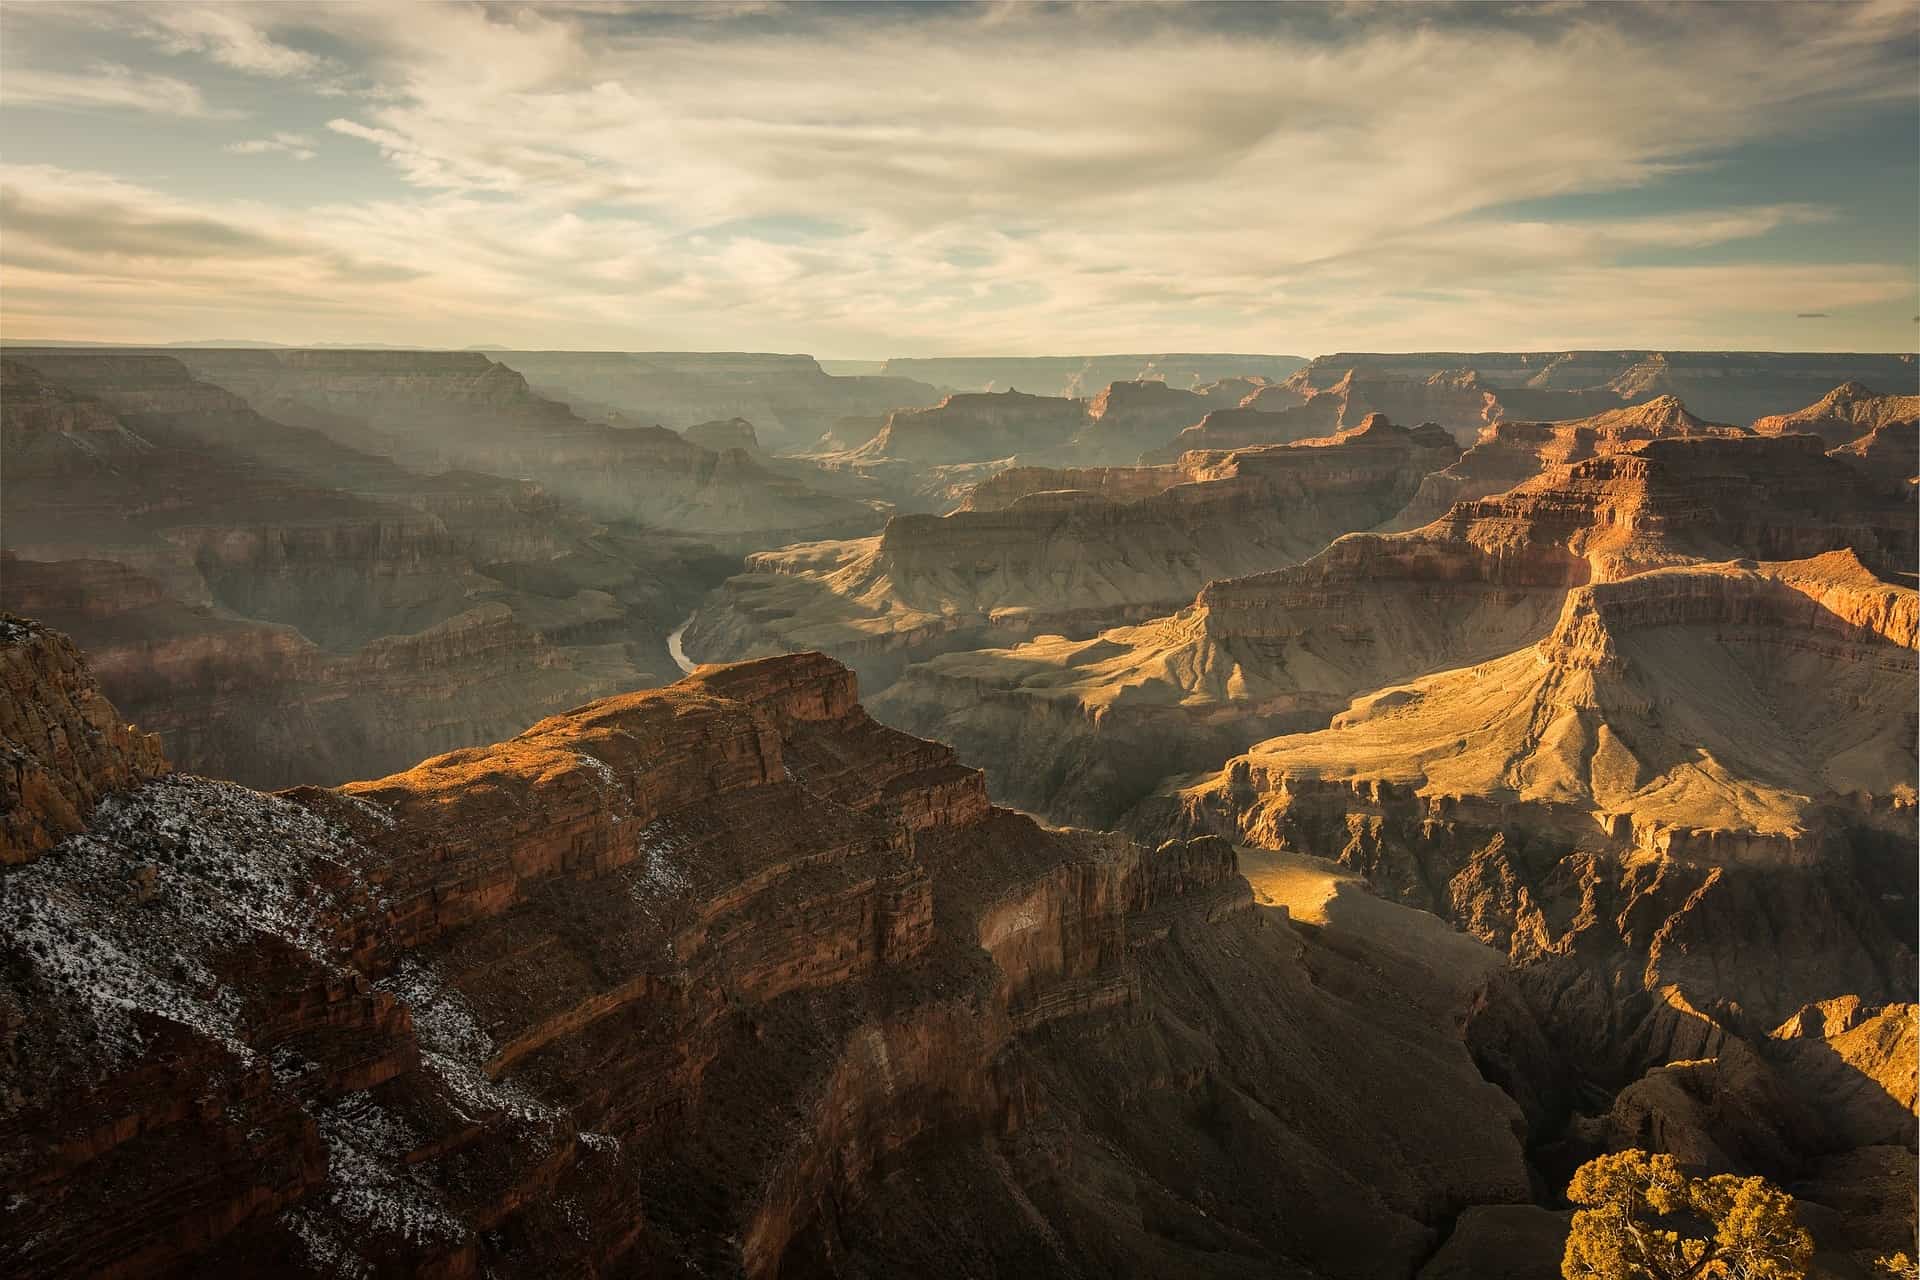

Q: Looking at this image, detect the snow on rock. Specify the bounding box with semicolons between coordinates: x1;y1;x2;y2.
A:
0;776;374;1070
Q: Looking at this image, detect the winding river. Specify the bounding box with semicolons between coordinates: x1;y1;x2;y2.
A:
666;614;698;675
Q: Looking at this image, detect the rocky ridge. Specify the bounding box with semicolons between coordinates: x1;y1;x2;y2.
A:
0;622;1534;1279
684;419;1459;691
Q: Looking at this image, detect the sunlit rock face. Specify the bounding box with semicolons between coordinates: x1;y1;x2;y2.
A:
0;632;1535;1279
684;417;1459;692
877;432;1916;828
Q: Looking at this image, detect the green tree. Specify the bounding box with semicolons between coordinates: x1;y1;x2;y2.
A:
1561;1149;1813;1280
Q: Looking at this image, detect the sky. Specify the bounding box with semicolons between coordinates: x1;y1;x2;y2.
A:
1;1;1916;358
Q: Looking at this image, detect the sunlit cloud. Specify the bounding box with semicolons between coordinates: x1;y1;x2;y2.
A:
0;1;1914;353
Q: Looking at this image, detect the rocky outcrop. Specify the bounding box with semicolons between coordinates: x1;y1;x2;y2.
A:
1384;396;1745;531
1074;378;1218;458
688;420;1460;693
876;433;1916;827
0;616;166;863
1751;381;1920;449
0;635;1532;1279
850;388;1091;464
681;416;761;452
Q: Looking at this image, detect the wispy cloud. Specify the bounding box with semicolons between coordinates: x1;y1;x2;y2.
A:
0;62;239;119
225;131;318;161
136;4;328;78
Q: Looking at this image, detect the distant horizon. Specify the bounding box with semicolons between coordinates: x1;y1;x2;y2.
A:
3;336;1917;363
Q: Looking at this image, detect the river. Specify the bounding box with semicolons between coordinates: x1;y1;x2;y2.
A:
666;615;698;675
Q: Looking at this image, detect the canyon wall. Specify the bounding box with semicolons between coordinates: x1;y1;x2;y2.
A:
1;353;738;788
686;419;1459;692
0;626;1535;1279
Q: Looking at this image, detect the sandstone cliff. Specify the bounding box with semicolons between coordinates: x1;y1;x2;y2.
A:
0;626;1533;1278
875;433;1916;826
1146;549;1917;1257
685;420;1460;692
1383;396;1745;532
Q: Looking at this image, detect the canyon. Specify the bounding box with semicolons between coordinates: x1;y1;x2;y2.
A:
1;343;1913;1278
876;429;1915;826
1;621;1538;1279
682;417;1460;689
0;352;739;787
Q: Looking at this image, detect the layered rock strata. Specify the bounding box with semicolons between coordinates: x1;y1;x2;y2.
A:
876;434;1917;826
1;354;737;787
46;347;884;549
686;419;1460;691
0;626;1532;1279
1148;550;1917;1256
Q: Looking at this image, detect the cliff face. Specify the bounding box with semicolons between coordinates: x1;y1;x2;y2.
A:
685;420;1460;693
875;433;1917;827
1149;550;1917;1252
0;616;167;864
1;353;738;788
1296;351;1918;426
1383;396;1745;531
77;347;885;548
0;632;1533;1279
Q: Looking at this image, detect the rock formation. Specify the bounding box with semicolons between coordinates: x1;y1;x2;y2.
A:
681;416;763;453
81;347;884;550
482;349;943;452
849;388;1093;464
1383;395;1746;531
1750;381;1920;449
1151;549;1917;1257
684;419;1459;691
1;354;737;787
876;433;1917;826
0;622;1535;1279
1294;351;1917;428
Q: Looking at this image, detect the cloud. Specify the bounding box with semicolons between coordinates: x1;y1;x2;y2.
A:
0;3;1915;352
0;63;238;118
1797;312;1831;319
225;131;317;161
137;5;326;77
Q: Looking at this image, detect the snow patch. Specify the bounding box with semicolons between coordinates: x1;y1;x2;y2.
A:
0;777;372;1067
